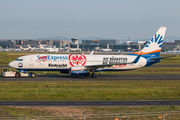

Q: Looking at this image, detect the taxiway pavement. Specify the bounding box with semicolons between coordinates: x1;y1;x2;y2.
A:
1;100;180;106
0;74;180;81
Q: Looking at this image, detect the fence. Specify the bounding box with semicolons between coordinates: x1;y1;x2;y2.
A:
0;111;180;120
6;53;34;58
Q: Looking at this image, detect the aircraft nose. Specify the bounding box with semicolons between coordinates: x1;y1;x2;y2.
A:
9;61;14;68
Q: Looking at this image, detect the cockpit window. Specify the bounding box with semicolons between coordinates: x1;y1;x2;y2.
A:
16;59;23;61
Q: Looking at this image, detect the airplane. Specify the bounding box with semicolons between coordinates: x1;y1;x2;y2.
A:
39;44;59;52
100;48;112;52
9;27;167;78
65;44;81;52
100;44;112;52
14;48;21;52
0;46;13;52
19;45;30;51
39;44;45;50
47;49;58;53
28;45;37;51
0;48;10;52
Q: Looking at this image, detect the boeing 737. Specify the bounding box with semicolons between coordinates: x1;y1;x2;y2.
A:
9;27;167;78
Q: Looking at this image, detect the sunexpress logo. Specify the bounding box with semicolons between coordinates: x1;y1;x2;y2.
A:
145;34;163;48
37;55;68;62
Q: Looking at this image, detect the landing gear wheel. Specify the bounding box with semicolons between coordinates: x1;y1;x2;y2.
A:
15;72;21;78
91;73;97;78
31;73;36;78
85;73;90;77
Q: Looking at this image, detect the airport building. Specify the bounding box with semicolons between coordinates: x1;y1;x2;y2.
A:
0;38;180;52
71;38;78;44
70;43;142;52
161;40;180;52
0;40;16;48
23;40;40;46
82;39;120;45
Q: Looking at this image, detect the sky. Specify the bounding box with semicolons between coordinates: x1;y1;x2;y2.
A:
0;0;180;39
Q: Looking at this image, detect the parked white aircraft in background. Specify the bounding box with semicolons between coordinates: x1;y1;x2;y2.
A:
14;48;21;51
39;44;59;52
0;48;20;52
47;49;58;53
100;48;112;52
66;44;81;52
0;49;10;52
9;27;168;78
39;44;45;50
19;45;29;51
28;45;37;51
100;44;112;52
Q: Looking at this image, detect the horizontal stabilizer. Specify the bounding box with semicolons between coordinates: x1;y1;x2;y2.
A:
149;55;176;60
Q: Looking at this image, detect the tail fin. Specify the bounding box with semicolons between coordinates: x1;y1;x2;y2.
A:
19;45;23;49
28;45;31;49
39;44;44;49
133;27;166;56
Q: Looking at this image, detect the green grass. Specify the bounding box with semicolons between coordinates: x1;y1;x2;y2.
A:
0;52;180;119
0;81;180;101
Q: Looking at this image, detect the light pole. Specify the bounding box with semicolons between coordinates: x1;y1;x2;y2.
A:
83;42;84;52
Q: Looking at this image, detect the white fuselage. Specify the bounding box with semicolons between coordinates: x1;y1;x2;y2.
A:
9;54;147;72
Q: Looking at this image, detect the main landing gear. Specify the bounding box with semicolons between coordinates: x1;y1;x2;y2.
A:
91;73;97;78
85;72;97;78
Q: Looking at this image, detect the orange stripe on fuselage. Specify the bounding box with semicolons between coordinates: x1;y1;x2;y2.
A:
133;49;161;55
72;68;87;71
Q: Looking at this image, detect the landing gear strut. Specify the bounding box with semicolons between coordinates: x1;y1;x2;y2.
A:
91;73;97;78
85;73;90;77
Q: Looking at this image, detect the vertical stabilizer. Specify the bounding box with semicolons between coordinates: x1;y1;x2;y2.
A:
19;45;23;49
133;27;166;56
28;45;31;49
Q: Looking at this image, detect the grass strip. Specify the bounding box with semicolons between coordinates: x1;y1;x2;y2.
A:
0;81;180;101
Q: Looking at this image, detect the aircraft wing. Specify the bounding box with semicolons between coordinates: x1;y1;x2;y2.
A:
85;55;141;70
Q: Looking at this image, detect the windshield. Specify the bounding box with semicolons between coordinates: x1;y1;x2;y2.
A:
16;59;23;61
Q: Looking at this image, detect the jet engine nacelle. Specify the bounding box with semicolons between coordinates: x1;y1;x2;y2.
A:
69;66;88;75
